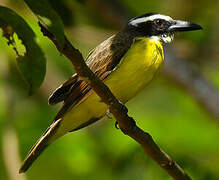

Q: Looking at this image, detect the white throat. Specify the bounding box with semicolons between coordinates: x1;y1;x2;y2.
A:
150;33;174;43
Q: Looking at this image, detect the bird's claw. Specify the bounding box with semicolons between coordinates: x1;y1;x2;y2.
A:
106;101;128;130
115;121;119;129
106;109;112;119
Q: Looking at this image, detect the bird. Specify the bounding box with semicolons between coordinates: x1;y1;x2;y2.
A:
19;13;202;173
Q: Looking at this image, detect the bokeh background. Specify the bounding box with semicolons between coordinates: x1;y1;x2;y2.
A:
0;0;219;179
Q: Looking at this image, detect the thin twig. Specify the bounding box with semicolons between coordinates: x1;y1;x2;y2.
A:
39;23;191;180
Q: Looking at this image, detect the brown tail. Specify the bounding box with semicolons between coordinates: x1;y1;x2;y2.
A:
19;119;62;173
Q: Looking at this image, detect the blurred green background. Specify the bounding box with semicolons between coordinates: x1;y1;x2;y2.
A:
0;0;219;180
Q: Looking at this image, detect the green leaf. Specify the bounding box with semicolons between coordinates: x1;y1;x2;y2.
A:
24;0;65;48
0;6;46;95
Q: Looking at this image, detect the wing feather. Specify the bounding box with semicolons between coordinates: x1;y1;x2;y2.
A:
51;32;133;120
48;74;78;105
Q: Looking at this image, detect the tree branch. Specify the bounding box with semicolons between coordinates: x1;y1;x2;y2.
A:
39;23;191;180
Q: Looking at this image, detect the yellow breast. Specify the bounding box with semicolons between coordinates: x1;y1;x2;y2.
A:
59;36;164;134
104;36;164;103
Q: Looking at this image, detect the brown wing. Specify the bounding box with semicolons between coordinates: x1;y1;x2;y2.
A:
49;32;133;120
48;74;78;105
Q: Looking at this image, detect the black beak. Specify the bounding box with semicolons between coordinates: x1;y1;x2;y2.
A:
168;20;203;32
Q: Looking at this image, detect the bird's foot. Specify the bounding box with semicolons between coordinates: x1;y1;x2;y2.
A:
106;109;120;129
115;121;119;129
106;109;112;119
114;118;136;131
106;101;128;130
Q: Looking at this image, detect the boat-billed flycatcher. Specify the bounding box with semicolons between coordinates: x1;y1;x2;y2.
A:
19;13;202;173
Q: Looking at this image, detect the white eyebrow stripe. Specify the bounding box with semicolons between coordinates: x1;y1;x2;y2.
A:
129;14;173;26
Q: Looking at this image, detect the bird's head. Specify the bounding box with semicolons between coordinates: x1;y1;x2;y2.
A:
127;13;202;43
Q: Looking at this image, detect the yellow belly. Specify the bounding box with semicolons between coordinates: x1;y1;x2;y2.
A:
57;37;164;134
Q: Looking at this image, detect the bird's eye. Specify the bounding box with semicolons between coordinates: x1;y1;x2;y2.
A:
155;19;163;26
